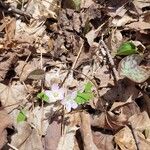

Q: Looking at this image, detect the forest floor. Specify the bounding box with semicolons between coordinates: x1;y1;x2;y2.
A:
0;0;150;150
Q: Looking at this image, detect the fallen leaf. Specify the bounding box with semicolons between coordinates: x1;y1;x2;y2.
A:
115;125;150;150
0;82;27;112
128;111;150;131
27;69;45;80
80;111;98;150
118;54;150;83
0;109;12;149
44;121;61;150
57;126;78;150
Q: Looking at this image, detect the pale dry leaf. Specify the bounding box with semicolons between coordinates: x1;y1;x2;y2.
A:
133;0;150;14
57;126;78;150
0;82;27;112
11;122;32;149
92;131;114;150
11;123;44;150
126;20;150;31
28;105;55;136
4;17;16;46
129;111;150;131
114;126;140;150
85;29;98;46
15;61;36;81
45;121;61;150
80;0;95;8
112;14;136;27
80;112;98;150
115;125;150;150
108;29;123;56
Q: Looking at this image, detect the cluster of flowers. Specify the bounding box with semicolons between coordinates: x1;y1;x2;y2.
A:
45;84;78;112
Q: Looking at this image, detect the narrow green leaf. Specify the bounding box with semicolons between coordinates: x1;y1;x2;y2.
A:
17;110;26;123
117;41;137;56
75;92;93;104
84;82;93;93
37;92;49;103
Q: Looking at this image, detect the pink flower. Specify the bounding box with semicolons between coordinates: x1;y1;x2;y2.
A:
45;84;64;103
61;91;78;112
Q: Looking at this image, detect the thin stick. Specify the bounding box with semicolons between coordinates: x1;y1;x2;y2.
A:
60;43;84;87
128;123;140;150
7;143;19;150
0;1;31;18
100;40;119;82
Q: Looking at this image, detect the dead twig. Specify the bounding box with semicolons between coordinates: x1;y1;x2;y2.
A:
0;1;31;19
128;123;140;150
60;43;84;87
100;40;119;83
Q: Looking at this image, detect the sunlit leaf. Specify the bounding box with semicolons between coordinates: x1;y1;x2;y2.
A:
117;41;137;56
17;110;27;123
27;69;45;80
84;82;93;92
37;92;49;103
75;92;93;105
118;54;150;83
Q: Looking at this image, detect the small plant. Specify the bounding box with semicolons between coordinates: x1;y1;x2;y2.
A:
37;82;94;112
116;41;138;56
17;109;27;123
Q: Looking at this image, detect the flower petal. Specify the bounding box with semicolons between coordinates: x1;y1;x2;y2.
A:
45;90;56;103
51;84;59;91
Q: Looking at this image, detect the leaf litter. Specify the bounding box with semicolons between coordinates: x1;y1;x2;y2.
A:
0;0;150;149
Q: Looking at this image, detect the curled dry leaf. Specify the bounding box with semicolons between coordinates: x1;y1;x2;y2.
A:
92;102;140;130
118;54;150;83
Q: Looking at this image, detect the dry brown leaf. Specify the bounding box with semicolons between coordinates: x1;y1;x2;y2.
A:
44;121;61;150
92;131;114;150
92;102;140;130
80;111;98;150
115;126;140;150
57;126;78;150
115;125;150;150
4;17;16;46
0;109;12;149
129;111;150;131
11;124;44;150
107;29;123;56
0;52;17;81
112;14;136;27
0;82;27;112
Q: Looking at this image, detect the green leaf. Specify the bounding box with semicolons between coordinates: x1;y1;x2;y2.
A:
117;41;137;56
84;82;93;93
118;54;150;83
37;92;49;103
17;110;27;123
75;92;93;104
